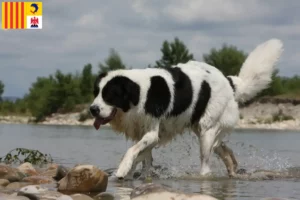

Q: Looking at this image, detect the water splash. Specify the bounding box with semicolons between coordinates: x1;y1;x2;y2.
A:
147;133;293;179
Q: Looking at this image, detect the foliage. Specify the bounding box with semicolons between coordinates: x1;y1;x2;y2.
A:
0;148;53;165
0;80;4;101
0;39;300;121
99;49;126;74
154;37;194;68
203;43;247;76
24;70;82;122
80;64;94;102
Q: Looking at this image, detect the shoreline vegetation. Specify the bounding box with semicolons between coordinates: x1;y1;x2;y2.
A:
1;98;300;131
1;38;300;130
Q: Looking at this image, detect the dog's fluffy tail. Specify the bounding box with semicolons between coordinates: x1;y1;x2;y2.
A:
228;39;284;103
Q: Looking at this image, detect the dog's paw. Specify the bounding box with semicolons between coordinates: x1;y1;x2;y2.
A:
115;160;133;179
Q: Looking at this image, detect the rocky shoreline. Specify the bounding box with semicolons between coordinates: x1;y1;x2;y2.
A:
0;102;300;131
0;162;298;200
0;162;222;200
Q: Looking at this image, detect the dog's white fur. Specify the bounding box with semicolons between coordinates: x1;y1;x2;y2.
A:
91;39;283;179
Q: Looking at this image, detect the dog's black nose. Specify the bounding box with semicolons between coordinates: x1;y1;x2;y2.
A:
90;105;100;116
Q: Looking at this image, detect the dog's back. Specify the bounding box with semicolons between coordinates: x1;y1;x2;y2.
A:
109;61;237;144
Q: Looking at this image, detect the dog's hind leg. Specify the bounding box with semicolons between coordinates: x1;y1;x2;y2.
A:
214;142;237;177
139;149;153;179
124;148;153;180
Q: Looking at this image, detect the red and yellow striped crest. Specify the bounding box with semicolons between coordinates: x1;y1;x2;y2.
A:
2;2;43;30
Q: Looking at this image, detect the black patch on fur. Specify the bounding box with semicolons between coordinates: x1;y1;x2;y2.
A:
226;77;235;92
165;67;193;116
191;81;211;124
145;76;171;118
93;72;107;97
102;76;140;112
206;70;210;74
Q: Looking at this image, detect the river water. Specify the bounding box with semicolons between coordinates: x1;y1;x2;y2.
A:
0;124;300;199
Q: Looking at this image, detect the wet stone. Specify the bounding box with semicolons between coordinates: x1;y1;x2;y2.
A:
53;165;70;181
0;164;26;182
6;182;32;190
0;178;10;187
58;164;108;193
70;193;94;200
93;192;115;200
22;175;53;184
17;163;38;176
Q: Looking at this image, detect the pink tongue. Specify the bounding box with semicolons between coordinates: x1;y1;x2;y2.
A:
93;118;102;130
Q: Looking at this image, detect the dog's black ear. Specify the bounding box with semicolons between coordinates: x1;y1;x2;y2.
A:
102;76;140;112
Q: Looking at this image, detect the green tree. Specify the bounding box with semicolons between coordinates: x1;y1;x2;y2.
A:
99;49;126;74
25;70;82;121
203;44;247;76
203;44;285;97
25;76;56;121
155;37;194;68
80;64;94;102
0;80;4;101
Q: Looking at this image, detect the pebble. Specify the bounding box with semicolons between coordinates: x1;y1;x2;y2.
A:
17;163;38;176
56;195;74;200
6;182;31;190
70;194;94;200
19;185;48;194
23;175;53;184
0;164;26;182
53;165;70;181
0;178;10;187
94;192;115;200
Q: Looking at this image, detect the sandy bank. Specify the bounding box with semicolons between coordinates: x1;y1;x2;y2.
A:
0;102;300;131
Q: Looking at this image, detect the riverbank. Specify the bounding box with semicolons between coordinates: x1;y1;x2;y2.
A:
1;101;300;131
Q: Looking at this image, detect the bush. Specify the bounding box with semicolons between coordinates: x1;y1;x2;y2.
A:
0;148;53;165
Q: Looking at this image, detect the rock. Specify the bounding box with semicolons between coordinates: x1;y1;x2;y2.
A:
57;195;73;200
94;192;114;200
130;183;218;200
0;192;10;198
19;190;65;200
53;165;70;181
0;164;26;182
6;182;32;190
17;163;38;176
12;192;34;200
22;175;53;184
261;198;291;200
58;164;108;193
19;185;48;194
0;192;30;200
39;168;57;179
0;178;10;186
70;193;94;200
47;163;58;171
36;191;65;200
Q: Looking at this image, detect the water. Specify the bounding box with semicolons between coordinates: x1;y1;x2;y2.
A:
0;124;300;199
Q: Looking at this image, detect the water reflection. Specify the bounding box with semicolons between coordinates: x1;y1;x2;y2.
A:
0;124;300;199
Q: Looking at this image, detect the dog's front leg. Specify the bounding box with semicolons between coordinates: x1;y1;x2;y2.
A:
115;126;159;179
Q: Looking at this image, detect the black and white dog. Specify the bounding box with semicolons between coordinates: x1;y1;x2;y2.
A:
90;39;283;179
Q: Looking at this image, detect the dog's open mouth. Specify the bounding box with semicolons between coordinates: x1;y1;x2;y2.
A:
93;108;117;130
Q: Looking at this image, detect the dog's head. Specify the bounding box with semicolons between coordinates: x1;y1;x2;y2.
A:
90;71;140;130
